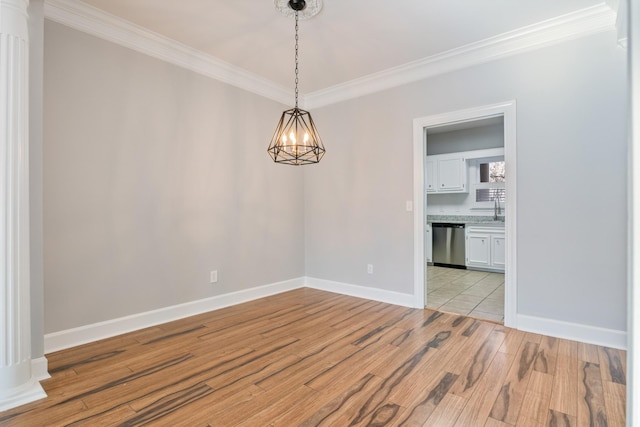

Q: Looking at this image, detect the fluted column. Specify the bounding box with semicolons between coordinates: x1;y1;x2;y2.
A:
0;0;46;411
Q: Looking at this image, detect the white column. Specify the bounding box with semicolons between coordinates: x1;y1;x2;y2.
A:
0;0;46;411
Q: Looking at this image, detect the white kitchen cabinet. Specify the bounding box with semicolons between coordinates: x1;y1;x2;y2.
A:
425;159;436;193
437;158;466;192
466;226;505;272
466;233;490;267
491;235;505;269
425;154;467;194
426;223;433;262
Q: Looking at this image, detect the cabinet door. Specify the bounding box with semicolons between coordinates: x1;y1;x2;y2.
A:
438;158;466;192
426;224;433;262
491;235;505;269
467;234;490;267
425;159;436;193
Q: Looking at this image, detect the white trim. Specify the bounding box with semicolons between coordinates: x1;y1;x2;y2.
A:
44;278;304;353
0;381;47;412
41;278;629;363
305;277;415;308
44;277;413;354
502;103;518;329
305;4;615;108
42;1;616;109
43;0;292;105
413;101;517;328
31;357;50;382
629;0;639;422
412;122;426;309
518;314;626;350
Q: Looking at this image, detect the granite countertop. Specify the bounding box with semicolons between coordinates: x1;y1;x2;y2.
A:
427;215;505;225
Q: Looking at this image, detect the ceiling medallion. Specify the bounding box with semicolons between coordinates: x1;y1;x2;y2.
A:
274;0;323;20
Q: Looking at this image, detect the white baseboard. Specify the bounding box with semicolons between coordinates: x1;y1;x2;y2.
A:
43;278;627;355
517;314;627;350
31;357;50;382
304;277;415;308
44;277;304;353
0;381;47;412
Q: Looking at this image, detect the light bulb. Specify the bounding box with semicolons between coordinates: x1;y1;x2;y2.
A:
289;132;296;144
281;134;287;144
303;133;309;143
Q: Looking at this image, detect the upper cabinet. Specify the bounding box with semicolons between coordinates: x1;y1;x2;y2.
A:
426;154;467;193
425;159;436;192
437;158;466;192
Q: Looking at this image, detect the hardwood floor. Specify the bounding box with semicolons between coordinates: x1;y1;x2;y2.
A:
0;289;626;426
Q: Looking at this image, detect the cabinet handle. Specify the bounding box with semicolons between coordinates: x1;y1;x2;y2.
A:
441;184;444;187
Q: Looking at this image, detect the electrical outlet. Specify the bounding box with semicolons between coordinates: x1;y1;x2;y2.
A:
367;264;373;274
210;270;218;283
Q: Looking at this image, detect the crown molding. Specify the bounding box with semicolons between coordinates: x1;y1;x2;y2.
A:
304;3;617;108
44;1;617;109
44;0;293;105
613;0;628;49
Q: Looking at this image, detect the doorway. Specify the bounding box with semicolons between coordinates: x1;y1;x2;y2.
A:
412;101;517;328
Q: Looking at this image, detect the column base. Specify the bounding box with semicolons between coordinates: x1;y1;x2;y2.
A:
0;379;46;412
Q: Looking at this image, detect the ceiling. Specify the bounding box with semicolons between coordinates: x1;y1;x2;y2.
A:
74;0;610;94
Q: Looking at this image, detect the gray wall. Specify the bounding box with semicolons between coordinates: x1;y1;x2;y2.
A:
305;31;628;332
43;21;628;336
427;123;504;155
43;22;304;332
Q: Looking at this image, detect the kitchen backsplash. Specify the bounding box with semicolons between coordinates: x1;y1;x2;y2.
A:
426;193;491;216
427;214;505;224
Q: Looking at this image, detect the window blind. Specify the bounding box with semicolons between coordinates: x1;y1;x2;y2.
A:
476;188;506;202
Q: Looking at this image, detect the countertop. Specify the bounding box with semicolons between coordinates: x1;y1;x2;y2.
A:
427;215;505;225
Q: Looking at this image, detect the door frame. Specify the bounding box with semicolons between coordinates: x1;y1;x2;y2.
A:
412;101;517;328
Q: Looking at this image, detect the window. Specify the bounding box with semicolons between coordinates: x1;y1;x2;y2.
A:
479;161;505;183
472;158;505;207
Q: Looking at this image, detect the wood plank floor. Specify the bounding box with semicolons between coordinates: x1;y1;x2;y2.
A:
0;289;627;426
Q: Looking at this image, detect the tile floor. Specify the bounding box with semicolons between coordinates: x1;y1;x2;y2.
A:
426;265;504;323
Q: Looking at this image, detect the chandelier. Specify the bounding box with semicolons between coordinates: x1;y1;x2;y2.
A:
268;0;325;166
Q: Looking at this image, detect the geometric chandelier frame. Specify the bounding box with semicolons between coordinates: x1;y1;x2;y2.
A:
268;107;325;165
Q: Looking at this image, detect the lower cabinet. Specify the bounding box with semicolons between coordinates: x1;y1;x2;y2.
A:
426;223;433;263
466;226;505;272
490;235;506;269
467;233;490;267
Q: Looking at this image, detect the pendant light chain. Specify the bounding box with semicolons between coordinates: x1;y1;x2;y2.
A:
294;10;299;108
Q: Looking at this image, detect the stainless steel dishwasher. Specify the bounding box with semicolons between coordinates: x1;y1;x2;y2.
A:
432;223;466;269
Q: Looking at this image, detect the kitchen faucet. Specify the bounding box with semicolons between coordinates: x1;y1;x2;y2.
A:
493;197;502;221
